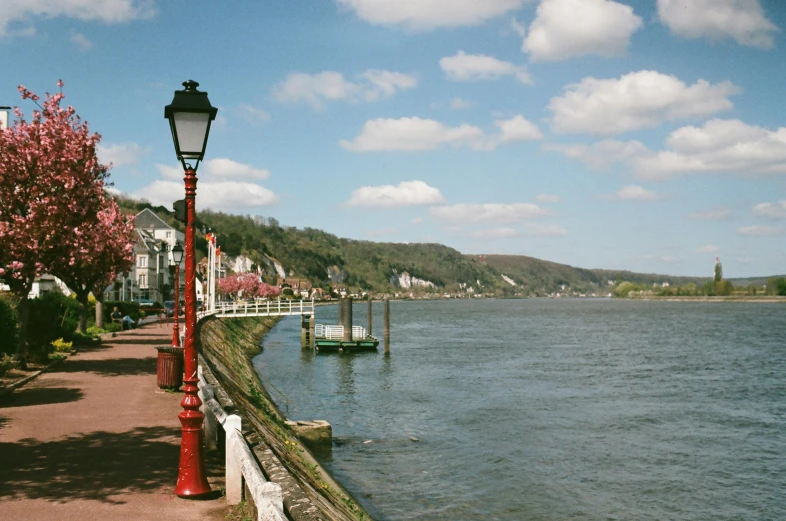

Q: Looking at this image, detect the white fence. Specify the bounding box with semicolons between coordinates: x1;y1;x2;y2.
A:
314;324;367;339
201;298;314;319
198;367;286;521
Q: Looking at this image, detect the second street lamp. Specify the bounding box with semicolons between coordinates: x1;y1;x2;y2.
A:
170;241;184;349
165;80;217;498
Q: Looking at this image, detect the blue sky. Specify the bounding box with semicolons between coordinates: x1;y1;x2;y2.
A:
3;0;786;277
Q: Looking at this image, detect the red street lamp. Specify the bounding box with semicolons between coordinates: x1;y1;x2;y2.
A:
165;80;217;498
170;241;184;348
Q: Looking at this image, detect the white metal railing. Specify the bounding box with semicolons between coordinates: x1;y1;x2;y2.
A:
314;324;367;339
210;298;314;319
199;368;286;520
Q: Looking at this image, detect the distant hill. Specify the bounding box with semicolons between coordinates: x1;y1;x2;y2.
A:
117;196;777;296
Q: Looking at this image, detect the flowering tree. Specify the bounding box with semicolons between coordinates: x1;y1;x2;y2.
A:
52;202;135;332
0;81;122;364
218;273;280;300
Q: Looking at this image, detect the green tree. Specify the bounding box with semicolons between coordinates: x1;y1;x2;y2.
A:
714;259;723;282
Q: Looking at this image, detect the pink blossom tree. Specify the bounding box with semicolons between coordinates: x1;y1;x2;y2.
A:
52;202;135;332
0;81;127;364
218;273;280;300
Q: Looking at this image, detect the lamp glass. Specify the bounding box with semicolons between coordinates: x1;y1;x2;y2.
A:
172;112;211;159
172;244;184;264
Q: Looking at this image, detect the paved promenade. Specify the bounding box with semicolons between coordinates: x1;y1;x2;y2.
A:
0;322;227;521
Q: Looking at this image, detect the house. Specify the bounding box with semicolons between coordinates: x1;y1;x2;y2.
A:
105;208;185;303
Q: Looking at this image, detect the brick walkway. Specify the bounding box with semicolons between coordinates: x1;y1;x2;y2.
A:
0;322;227;521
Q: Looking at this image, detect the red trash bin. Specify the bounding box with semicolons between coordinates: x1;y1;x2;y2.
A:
156;346;184;389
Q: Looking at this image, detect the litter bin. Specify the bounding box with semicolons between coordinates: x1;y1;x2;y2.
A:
156;346;184;389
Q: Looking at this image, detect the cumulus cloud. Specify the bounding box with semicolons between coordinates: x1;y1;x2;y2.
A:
753;200;786;219
545;139;649;170
449;97;473;109
430;203;549;225
696;244;719;254
335;0;524;30
346;180;446;208
472;227;519;239
523;0;643;61
687;206;733;220
272;69;416;109
522;223;567;237
71;32;93;50
1;0;156;36
657;0;778;49
602;184;659;201
237;104;271;126
134;180;278;212
97;142;149;168
340;115;542;152
738;225;786;236
634;119;786;179
536;194;562;203
549;70;739;135
138;158;276;212
439;51;531;84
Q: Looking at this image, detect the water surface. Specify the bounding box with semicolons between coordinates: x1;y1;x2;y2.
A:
253;299;785;520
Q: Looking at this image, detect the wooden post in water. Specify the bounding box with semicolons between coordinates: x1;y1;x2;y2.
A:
341;297;353;341
367;297;372;336
384;297;390;353
338;297;345;327
300;314;308;349
309;311;316;349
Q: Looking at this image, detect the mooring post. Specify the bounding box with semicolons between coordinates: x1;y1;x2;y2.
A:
367;297;372;336
309;311;316;349
384;297;390;353
342;297;353;341
300;314;308;348
338;297;345;326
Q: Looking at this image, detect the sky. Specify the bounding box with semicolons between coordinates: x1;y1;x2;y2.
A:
3;0;786;278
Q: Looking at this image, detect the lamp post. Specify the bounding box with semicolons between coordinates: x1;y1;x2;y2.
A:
165;80;217;498
170;241;184;348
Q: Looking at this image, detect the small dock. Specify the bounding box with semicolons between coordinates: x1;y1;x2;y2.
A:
312;324;378;352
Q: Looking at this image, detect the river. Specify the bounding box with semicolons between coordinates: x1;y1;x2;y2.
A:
252;298;785;521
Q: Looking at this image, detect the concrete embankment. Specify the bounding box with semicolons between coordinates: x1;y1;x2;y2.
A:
198;315;372;521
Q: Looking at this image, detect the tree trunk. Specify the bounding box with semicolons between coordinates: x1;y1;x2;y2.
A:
76;290;89;334
14;296;30;370
95;294;104;330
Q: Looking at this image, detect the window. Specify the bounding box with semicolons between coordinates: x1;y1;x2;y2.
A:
139;274;147;288
137;255;147;268
166;231;172;239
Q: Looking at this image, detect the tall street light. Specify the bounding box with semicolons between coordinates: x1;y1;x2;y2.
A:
165;80;217;498
170;241;184;349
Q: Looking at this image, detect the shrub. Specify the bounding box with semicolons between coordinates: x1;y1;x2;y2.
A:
51;337;74;353
0;294;18;357
27;292;81;359
0;354;16;377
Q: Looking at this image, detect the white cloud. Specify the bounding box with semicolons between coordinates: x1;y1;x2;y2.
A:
738;225;786;236
523;0;642;61
549;70;739;135
411;217;424;225
657;0;778;49
472;228;519;239
687;206;733;220
70;32;93;50
346;180;446;208
1;0;156;36
696;244;719;254
336;0;524;30
341;117;483;152
272;69;416;109
156;163;182;181
237;104;271;126
440;51;531;84
201;158;271;181
449;97;473;110
536;194;562;203
522;223;567;237
603;184;659;201
634;119;786;179
430;203;549;225
496;115;543;141
753;200;786;219
545;139;648;170
134;180;278;212
340;115;541;152
97;142;149;168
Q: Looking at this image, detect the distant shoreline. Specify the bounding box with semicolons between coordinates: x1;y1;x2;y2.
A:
627;296;786;303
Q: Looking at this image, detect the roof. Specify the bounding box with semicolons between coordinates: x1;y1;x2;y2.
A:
134;208;174;231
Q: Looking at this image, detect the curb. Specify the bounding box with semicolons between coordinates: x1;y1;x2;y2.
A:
0;355;69;398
